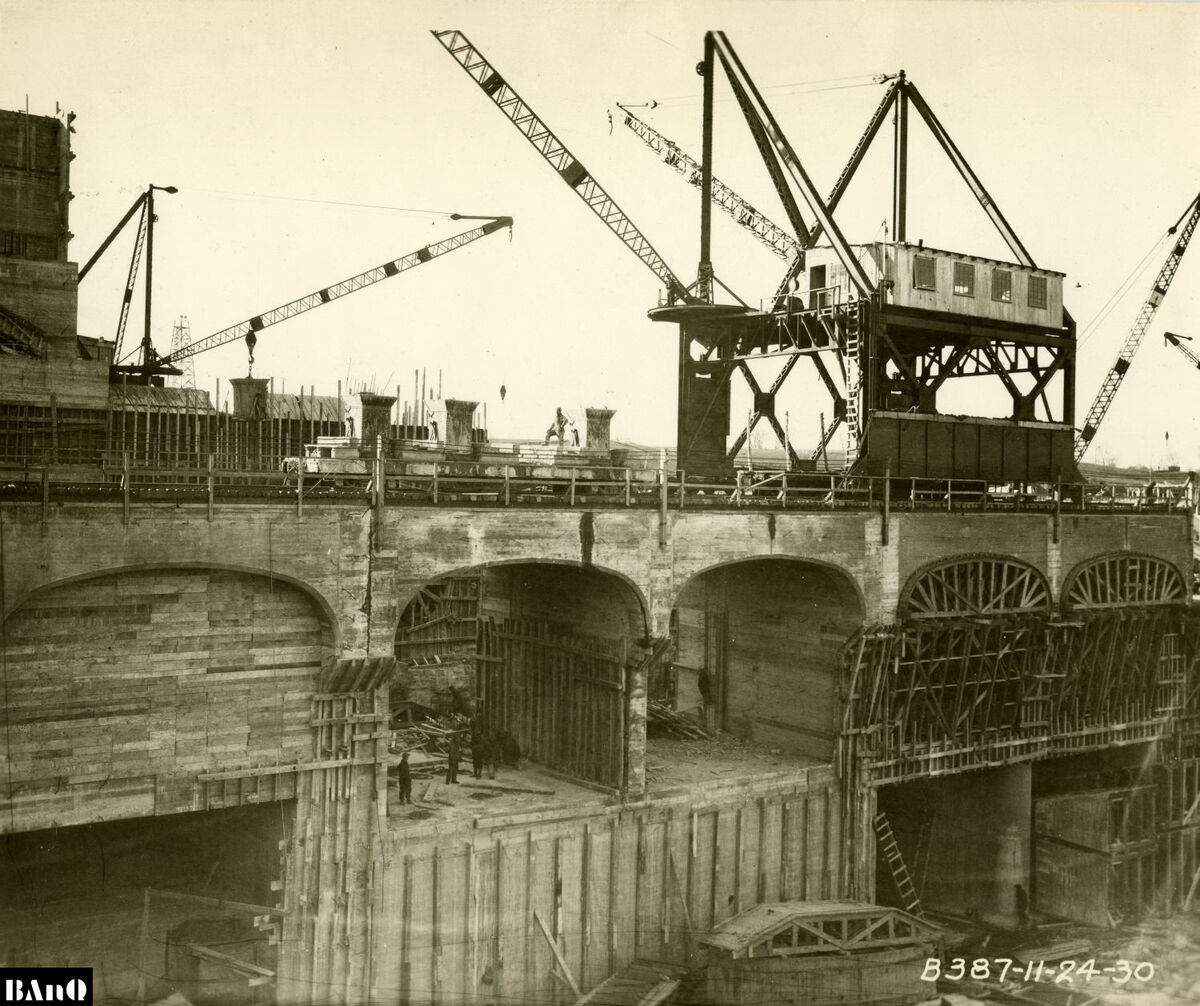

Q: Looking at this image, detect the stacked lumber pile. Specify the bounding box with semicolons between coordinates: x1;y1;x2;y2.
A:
647;700;712;739
390;714;469;776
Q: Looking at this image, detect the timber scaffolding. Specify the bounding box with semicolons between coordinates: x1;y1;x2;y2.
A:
836;549;1200;908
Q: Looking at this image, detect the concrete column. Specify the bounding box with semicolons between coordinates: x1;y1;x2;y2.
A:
585;408;616;451
625;644;648;797
443;399;479;449
358;393;397;457
229;376;269;419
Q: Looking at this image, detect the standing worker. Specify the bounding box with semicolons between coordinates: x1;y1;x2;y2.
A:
396;752;412;804
543;407;567;446
471;712;487;780
445;732;461;784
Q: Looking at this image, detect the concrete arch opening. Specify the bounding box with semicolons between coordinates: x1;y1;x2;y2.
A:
668;557;863;761
392;561;648;790
0;806;285;1004
2;565;334;828
0;566;336;1003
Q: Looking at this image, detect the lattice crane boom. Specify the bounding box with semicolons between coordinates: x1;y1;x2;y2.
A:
1074;191;1200;461
617;105;800;262
432;29;695;305
161;215;512;365
1165;331;1200;371
113;201;149;361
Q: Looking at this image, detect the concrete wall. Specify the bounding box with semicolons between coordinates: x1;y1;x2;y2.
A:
1;565;332;831
0;109;70;264
2;502;1189;650
0;257;79;347
0;499;1189;834
674;559;863;759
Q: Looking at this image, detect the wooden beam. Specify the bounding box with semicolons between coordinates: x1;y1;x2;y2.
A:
535;909;581;999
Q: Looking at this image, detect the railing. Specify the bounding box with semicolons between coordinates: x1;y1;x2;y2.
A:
0;454;1191;520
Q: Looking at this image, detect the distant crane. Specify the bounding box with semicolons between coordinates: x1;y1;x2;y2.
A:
1075;191;1200;462
168;316;197;388
77;183;178;367
1165;331;1200;372
617;104;801;262
157;214;513;371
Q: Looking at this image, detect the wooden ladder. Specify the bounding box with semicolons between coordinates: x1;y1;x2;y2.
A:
874;812;924;918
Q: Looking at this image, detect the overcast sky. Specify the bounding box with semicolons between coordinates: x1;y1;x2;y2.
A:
3;0;1198;466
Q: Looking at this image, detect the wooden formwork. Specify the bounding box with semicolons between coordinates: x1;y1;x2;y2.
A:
371;767;844;1006
476;617;628;790
1156;757;1200;913
276;690;390;1006
841;609;1192;784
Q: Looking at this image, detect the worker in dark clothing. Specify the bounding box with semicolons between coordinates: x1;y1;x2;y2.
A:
471;721;487;780
450;686;471;718
445;733;461;784
481;732;499;780
396;752;412;804
543;407;567;446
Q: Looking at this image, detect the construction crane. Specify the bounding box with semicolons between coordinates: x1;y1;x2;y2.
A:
1165;332;1200;372
617;105;801;262
431;29;698;305
156;214;512;370
1074;191;1200;462
78;183;178;365
168;316;197;388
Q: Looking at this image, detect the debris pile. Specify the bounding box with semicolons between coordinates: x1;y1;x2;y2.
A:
647;699;712;739
390;713;469;776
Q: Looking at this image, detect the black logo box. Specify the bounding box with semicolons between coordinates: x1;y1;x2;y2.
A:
1;969;93;1005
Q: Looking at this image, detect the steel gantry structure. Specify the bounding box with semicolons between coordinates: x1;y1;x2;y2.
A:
650;32;1078;480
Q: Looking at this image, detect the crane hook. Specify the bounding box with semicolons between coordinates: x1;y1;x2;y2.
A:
245;329;257;376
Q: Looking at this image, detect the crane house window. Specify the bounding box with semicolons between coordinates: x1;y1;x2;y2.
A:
991;269;1013;303
913;254;936;291
809;264;829;309
1028;274;1048;309
953;261;975;297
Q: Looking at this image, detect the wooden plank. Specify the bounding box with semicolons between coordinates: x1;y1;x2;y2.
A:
534;910;581;999
612;817;640;969
760;798;783;903
712;808;738;930
558;831;584;993
635;818;664;960
583;822;612;990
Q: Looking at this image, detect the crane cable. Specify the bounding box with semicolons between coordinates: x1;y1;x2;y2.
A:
639;71;890;108
1076;228;1175;351
193;188;468;217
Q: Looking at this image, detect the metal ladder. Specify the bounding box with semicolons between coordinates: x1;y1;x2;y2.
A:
874;811;924;918
842;301;863;468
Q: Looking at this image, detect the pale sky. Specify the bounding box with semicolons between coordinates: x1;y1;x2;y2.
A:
3;0;1198;466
